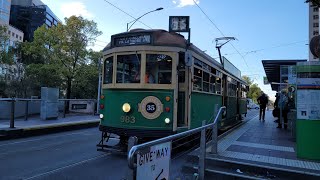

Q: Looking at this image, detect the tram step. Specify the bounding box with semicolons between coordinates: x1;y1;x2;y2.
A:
182;154;320;180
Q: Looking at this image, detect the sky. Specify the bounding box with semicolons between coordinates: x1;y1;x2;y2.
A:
41;0;310;101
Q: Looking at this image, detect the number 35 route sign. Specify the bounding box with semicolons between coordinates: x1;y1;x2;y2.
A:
136;142;171;180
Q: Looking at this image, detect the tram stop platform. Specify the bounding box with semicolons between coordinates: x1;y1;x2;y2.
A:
183;110;320;179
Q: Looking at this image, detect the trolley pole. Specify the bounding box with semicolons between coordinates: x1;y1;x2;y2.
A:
96;58;102;114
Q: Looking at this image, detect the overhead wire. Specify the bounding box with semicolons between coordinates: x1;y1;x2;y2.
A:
102;0;153;29
192;0;250;69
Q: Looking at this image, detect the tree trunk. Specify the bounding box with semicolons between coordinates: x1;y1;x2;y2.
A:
66;77;72;113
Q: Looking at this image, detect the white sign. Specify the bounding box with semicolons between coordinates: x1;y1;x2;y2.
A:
297;90;320;120
137;142;171;180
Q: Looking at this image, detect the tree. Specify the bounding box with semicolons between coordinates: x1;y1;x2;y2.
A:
242;75;262;103
242;75;253;86
22;16;102;99
0;25;15;64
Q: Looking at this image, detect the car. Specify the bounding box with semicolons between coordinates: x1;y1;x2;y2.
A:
248;103;260;109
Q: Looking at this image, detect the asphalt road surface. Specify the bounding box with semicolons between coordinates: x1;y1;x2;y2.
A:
0;109;259;180
0;128;130;180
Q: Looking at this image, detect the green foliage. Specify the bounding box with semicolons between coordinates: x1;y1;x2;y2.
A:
0;25;15;64
20;16;102;99
242;75;262;103
242;75;253;86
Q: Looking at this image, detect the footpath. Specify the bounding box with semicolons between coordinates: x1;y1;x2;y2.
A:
0;114;99;140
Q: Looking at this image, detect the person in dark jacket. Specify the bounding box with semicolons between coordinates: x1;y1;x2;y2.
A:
273;93;280;123
257;91;268;121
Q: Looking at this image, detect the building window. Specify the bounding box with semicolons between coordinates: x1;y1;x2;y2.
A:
16;34;18;39
12;32;14;37
314;31;319;35
19;36;22;40
314;23;319;28
314;7;319;12
314;15;319;20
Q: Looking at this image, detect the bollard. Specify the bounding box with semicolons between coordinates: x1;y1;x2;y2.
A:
63;100;66;118
10;98;15;128
24;101;29;121
199;120;206;180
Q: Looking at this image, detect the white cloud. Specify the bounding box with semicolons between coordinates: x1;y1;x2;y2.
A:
173;0;200;7
60;2;94;19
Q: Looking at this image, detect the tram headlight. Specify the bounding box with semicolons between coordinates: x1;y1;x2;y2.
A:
99;114;104;119
165;118;170;124
122;103;131;113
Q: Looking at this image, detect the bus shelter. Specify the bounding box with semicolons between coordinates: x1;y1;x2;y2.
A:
262;59;307;139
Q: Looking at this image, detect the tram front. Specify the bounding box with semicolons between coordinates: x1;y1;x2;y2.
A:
97;30;185;150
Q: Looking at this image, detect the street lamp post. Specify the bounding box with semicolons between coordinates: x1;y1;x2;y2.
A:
126;7;163;32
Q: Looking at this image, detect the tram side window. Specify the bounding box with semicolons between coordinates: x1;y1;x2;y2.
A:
216;77;222;94
116;54;141;83
104;56;113;84
209;74;216;93
146;54;172;84
193;67;202;91
203;72;209;92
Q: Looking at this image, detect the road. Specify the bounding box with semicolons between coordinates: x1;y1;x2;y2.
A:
0;128;129;180
0;109;259;180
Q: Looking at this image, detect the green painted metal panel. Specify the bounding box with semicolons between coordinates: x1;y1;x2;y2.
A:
296;65;320;73
100;89;173;130
190;92;222;129
224;97;238;127
239;98;247;114
296;120;320;160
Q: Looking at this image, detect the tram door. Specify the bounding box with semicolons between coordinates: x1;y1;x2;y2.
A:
177;52;189;128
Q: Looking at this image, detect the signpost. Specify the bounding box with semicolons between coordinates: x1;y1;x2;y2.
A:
136;142;171;180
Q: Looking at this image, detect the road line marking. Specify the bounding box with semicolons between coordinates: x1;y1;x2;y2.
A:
0;129;97;147
23;153;110;180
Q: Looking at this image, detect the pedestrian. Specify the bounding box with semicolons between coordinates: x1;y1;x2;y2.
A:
273;93;280;123
277;90;289;129
257;91;268;121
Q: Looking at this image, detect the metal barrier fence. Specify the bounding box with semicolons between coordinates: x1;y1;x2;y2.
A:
127;106;226;180
0;98;97;128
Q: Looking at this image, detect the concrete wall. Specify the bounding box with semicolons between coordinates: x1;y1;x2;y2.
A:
0;101;95;119
0;101;41;120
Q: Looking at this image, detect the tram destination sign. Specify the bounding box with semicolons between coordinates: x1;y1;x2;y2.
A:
136;141;171;180
112;33;152;47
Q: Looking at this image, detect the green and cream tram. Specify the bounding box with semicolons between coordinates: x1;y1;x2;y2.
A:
97;29;247;149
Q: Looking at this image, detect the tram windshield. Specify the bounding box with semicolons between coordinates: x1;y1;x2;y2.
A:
146;54;172;84
104;53;173;85
116;54;141;83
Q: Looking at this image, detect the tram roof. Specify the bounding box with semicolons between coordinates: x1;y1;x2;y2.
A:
262;59;307;91
103;29;246;83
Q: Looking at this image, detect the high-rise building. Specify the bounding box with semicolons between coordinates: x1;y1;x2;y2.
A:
0;0;24;82
0;0;11;24
309;2;320;61
9;0;60;42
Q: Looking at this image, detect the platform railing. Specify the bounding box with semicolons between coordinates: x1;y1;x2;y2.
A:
0;98;96;128
127;106;226;180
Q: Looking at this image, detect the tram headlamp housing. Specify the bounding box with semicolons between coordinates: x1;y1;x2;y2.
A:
99;114;104;119
122;103;131;113
165;118;170;124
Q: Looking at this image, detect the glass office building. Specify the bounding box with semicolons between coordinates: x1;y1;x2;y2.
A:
9;3;60;42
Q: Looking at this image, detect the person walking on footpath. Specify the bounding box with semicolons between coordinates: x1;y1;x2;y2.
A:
257;91;268;121
277;90;289;129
